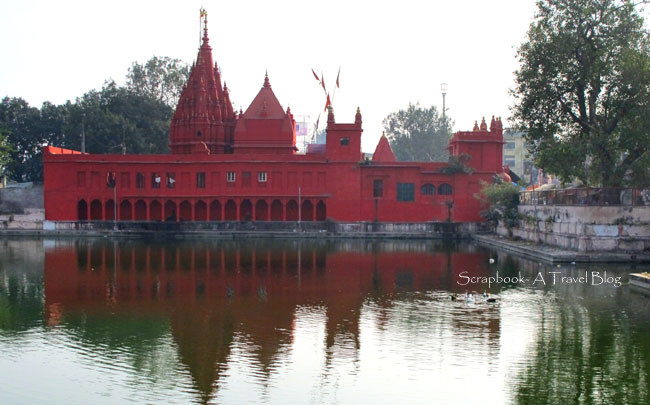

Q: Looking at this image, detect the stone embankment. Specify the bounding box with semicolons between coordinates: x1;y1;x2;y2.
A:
500;204;650;253
0;208;44;231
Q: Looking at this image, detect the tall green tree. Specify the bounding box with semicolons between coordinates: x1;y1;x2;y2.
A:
126;56;189;108
0;97;51;181
0;84;173;182
62;81;173;156
0;125;12;176
382;103;452;162
511;0;650;187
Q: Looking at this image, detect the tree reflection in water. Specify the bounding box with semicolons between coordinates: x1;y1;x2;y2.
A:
0;238;648;404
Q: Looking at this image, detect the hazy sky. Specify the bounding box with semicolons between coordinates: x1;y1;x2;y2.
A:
0;0;583;151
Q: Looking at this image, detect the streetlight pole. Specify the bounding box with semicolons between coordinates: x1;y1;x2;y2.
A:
298;186;301;231
441;83;448;119
81;112;86;154
113;181;117;230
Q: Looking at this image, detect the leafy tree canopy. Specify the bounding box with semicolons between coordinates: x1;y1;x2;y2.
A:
126;56;189;108
511;0;650;187
475;179;521;232
0;55;181;182
382;103;452;162
62;81;173;156
0;124;13;174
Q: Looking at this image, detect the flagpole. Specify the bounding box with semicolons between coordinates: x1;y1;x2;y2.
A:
332;67;340;105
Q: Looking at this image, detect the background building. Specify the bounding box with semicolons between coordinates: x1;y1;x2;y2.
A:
502;128;534;184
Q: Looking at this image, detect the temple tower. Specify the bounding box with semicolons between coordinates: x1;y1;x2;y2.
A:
447;116;504;172
169;13;236;154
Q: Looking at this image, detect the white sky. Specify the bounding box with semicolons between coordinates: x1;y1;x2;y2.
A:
0;0;554;152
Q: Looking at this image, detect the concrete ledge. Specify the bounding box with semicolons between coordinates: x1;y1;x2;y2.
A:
473;234;650;264
0;220;485;240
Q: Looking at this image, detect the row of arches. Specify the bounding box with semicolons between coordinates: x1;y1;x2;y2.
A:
77;198;327;222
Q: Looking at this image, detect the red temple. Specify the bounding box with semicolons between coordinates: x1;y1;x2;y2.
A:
42;16;504;224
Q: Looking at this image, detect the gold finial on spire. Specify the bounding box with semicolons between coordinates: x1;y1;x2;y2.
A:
200;8;208;41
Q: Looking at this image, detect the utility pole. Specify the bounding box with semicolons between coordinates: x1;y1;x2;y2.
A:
81;112;86;154
441;83;448;119
113;181;117;230
122;125;126;155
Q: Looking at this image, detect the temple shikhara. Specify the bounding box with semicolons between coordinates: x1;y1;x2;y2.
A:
42;13;504;224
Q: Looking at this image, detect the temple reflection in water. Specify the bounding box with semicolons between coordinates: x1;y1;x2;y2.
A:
42;239;498;403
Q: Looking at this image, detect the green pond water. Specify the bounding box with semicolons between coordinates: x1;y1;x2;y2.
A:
0;237;648;404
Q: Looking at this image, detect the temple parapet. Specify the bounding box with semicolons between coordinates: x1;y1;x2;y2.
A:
448;116;504;172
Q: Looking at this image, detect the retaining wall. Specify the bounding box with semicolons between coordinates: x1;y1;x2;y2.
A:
0;184;44;213
498;205;650;252
39;220;482;239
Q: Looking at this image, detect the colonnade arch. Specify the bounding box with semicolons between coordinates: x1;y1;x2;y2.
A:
75;198;327;222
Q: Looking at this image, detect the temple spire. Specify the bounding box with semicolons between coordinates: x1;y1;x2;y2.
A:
372;132;396;162
201;8;209;43
263;70;271;88
170;8;234;154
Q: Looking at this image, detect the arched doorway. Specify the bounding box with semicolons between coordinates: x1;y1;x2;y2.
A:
105;200;115;221
210;200;222;221
150;200;162;221
165;200;176;221
301;200;313;221
90;200;102;220
240;199;253;221
179;200;191;221
135;200;147;220
255;200;268;221
195;200;207;221
286;200;298;221
316;200;326;221
120;200;132;221
224;200;237;220
270;200;283;221
77;199;88;221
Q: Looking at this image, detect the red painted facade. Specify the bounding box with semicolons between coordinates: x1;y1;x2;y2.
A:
42;20;504;224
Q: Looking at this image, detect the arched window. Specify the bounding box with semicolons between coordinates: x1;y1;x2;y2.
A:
421;183;436;195
439;183;453;195
77;199;88;221
316;200;326;221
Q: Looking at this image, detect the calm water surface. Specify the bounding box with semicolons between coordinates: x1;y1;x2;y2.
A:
0;238;649;404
